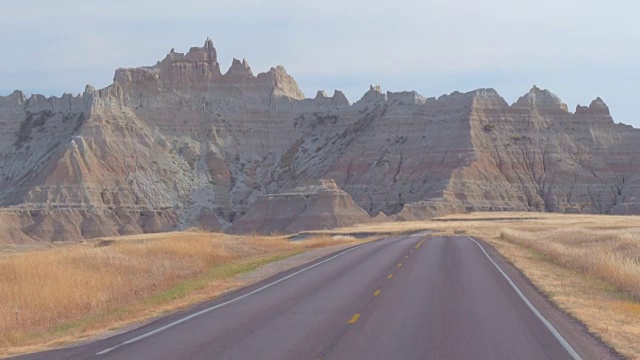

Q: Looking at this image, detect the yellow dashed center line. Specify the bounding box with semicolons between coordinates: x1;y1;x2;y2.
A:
346;239;430;328
348;239;429;328
348;313;361;324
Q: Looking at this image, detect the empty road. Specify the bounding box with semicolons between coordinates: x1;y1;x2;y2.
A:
16;234;617;360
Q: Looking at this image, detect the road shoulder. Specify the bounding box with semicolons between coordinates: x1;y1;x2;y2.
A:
470;236;624;360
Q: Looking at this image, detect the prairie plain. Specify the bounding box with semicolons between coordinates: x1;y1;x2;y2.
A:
0;232;366;357
3;212;640;358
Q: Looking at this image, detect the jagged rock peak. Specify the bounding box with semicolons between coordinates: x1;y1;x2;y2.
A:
157;37;219;66
311;90;349;107
225;57;254;78
112;39;308;100
9;90;27;102
437;91;466;102
186;37;218;63
470;88;509;107
576;97;611;116
575;104;589;114
514;85;568;113
590;97;609;112
0;90;27;108
589;97;611;116
316;90;328;99
355;85;387;105
332;90;349;105
257;65;305;100
205;37;214;49
229;57;251;69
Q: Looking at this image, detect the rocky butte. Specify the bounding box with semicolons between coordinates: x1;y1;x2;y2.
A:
0;39;639;243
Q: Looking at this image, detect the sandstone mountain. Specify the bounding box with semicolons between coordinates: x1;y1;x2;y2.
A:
232;179;374;234
1;39;638;243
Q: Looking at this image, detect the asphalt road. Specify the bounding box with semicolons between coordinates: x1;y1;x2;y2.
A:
15;234;618;360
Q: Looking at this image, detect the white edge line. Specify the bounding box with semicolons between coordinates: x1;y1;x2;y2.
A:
466;236;582;360
96;241;373;356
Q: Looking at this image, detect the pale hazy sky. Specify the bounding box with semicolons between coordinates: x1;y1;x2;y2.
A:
1;0;638;126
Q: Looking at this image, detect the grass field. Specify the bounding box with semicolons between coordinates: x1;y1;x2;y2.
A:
500;227;640;299
3;213;640;358
0;232;363;356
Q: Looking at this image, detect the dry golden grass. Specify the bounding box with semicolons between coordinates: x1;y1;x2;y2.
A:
500;227;640;299
0;232;362;356
4;212;640;358
411;212;640;359
308;220;435;235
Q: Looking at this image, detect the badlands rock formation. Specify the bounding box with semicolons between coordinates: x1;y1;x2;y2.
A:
232;179;374;234
0;39;639;242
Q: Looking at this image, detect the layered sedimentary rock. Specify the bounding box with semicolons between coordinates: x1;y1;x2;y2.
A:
450;87;640;215
232;179;373;234
1;39;639;242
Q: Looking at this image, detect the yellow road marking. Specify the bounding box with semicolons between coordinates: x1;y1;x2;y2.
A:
415;239;426;249
374;289;381;297
387;274;394;279
405;255;409;259
397;263;403;268
348;313;361;324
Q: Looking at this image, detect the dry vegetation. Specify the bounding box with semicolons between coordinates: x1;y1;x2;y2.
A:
3;213;640;358
0;232;362;356
500;227;640;300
